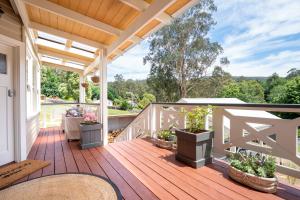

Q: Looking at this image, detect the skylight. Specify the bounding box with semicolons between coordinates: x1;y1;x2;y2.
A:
41;55;62;64
38;31;67;44
72;41;97;53
65;61;85;70
36;38;66;50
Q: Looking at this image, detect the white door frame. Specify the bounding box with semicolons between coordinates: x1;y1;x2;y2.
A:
0;33;27;162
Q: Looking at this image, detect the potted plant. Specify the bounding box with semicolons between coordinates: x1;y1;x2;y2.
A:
79;112;102;149
228;151;278;193
175;106;213;168
155;130;176;150
81;82;88;88
91;76;100;83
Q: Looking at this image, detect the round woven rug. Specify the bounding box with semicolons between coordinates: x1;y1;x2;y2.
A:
0;173;121;200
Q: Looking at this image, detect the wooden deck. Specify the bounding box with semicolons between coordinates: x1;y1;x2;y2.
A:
16;127;300;200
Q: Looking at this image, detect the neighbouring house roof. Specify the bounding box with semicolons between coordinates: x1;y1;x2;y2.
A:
177;98;280;119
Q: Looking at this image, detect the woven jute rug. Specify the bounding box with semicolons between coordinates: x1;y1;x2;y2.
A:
0;160;50;189
0;173;122;200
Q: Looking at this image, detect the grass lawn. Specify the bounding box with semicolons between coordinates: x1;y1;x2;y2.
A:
108;109;133;115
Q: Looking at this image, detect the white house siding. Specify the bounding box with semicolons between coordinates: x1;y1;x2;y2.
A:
26;113;40;155
0;0;22;42
25;32;41;155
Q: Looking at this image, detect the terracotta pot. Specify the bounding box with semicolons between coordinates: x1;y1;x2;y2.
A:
228;165;278;193
91;76;100;83
81;83;88;88
155;138;174;150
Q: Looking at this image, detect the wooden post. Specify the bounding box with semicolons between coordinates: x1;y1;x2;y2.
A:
79;75;85;103
99;49;108;145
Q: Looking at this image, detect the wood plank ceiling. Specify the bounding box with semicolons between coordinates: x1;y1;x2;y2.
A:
21;0;194;75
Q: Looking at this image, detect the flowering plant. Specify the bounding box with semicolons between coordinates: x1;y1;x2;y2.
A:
82;112;98;125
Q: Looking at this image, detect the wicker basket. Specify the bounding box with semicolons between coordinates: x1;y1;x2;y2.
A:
155;138;174;150
81;83;88;88
228;165;278;193
91;76;100;83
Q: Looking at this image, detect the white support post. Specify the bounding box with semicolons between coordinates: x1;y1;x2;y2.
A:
150;104;156;138
99;49;108;145
79;76;86;103
212;107;225;157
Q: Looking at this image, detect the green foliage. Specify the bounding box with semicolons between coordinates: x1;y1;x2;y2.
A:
41;67;79;101
229;152;276;178
119;100;132;110
185;106;211;133
138;93;156;109
219;80;265;103
157;130;175;141
144;0;222;99
287;68;300;79
264;73;286;102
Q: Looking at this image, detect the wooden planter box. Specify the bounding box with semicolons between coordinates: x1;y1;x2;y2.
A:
155;138;174;150
175;129;213;168
80;123;102;149
228;165;278;193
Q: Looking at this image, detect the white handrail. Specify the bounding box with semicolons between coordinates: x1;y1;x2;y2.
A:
115;103;300;178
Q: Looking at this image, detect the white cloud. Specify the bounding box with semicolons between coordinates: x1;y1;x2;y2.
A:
214;0;300;76
109;0;300;80
108;41;150;81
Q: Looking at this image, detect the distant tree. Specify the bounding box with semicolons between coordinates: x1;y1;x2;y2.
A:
286;68;300;79
144;0;222;98
263;73;286;102
188;66;233;98
270;77;300;104
147;67;180;102
41;67;60;97
138;93;156;109
108;86;118;101
219;80;265;103
269;77;300;118
41;67;79;101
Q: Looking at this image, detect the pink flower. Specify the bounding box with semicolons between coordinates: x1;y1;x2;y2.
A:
83;112;97;123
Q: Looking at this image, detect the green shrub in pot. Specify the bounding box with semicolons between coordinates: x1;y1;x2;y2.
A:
227;151;278;193
175;106;214;168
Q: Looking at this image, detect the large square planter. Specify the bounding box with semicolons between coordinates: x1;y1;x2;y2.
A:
175;129;214;168
80;123;102;149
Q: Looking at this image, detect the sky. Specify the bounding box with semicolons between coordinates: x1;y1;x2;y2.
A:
107;0;300;81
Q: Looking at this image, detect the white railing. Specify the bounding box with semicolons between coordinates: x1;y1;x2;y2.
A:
115;103;300;179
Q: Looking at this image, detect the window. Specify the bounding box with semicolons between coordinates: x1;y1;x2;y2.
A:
26;50;40;118
0;53;7;74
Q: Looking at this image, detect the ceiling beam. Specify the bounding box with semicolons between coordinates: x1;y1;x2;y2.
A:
107;0;176;55
23;0;122;36
37;44;94;62
129;35;142;43
42;61;83;75
38;48;91;65
29;22;107;49
65;40;73;49
84;56;100;76
119;0;173;24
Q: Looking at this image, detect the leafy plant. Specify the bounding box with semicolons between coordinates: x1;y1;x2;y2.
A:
229;152;276;178
157;130;175;141
184;106;212;133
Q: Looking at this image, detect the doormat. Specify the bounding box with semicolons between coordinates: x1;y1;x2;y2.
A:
0;160;50;189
